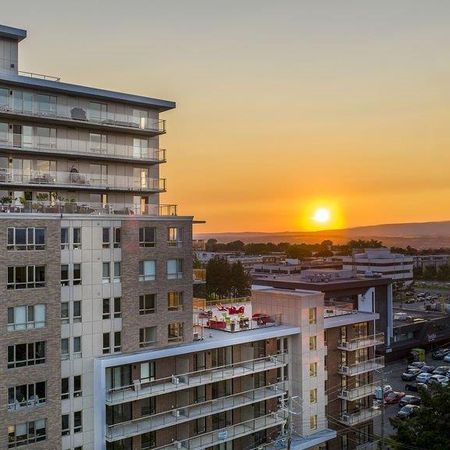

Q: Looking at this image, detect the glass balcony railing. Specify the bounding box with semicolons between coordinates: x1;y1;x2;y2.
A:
0;200;177;216
106;382;287;441
338;383;378;401
337;334;385;351
0;103;165;133
338;407;381;426
106;352;288;405
338;357;385;376
0;134;166;163
0;168;166;192
148;409;288;450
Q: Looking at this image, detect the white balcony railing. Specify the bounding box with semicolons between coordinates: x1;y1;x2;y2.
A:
337;334;385;351
106;352;288;405
0;103;165;133
338;357;385;376
0;134;166;163
0;168;166;192
338;407;381;425
338;383;378;401
106;382;287;441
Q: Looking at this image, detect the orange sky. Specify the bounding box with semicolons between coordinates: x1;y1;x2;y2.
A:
4;1;450;232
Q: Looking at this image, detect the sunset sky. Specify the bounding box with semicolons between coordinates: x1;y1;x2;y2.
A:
3;1;450;232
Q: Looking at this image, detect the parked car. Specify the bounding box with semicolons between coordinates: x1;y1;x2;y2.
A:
416;372;433;384
397;405;420;419
432;348;448;360
408;361;426;370
384;391;406;405
433;366;450;376
420;365;435;373
399;395;421;408
443;354;450;363
374;385;393;399
405;382;427;392
428;375;449;386
401;368;422;381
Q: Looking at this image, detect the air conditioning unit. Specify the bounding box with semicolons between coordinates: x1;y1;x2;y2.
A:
132;380;141;391
172;409;181;418
173;441;182;449
171;375;180;385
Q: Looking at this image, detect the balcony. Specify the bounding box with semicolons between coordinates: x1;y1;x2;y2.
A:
106;352;288;405
106;382;287;441
337;334;385;351
150;410;287;450
338;357;385;376
0;104;165;135
338;383;378;401
338;407;381;426
0;200;177;216
0;135;166;163
0;168;166;193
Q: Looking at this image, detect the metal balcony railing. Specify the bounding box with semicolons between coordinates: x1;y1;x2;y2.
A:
106;352;288;405
18;70;61;81
337;333;385;351
0;134;166;163
148;409;288;450
106;382;287;441
338;407;381;426
0;200;177;216
338;383;378;401
0;102;165;133
338;357;385;376
0;168;166;192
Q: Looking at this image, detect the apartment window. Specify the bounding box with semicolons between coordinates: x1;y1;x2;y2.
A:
7;265;45;289
309;335;317;351
310;415;318;430
168;227;182;246
103;333;111;354
140;361;155;383
102;262;111;283
61;303;69;324
73;301;82;323
141;431;156;450
7;227;45;250
73;336;82;357
7;304;46;331
61;227;69;250
114;297;121;318
37;93;56;115
102;227;110;248
167;259;183;279
168;292;183;311
73;227;82;249
61;378;69;400
73;263;82;285
8;419;47;447
310;362;318;377
168;322;184;343
103;298;111;319
195;418;207;435
139;327;157;348
61;338;69;360
8;341;46;368
139;260;156;281
62;414;70;436
114;227;121;248
61;265;69;286
114;262;121;282
74;375;82;397
8;382;46;410
114;332;122;352
89;132;107;153
139;294;156;314
89;101;107;121
139;227;156;247
310;388;318;404
309;307;317;325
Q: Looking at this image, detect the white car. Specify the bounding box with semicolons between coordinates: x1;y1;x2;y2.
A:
416;372;433;384
429;374;449;386
443;354;450;363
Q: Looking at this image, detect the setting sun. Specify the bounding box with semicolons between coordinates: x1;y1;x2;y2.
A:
313;207;331;224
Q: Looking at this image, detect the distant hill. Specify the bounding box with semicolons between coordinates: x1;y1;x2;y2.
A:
195;220;450;249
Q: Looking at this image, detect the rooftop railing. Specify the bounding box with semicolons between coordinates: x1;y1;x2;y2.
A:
337;333;385;351
18;70;61;82
106;352;288;405
106;381;287;441
0;103;165;133
0;134;166;163
0;168;166;192
0;200;177;217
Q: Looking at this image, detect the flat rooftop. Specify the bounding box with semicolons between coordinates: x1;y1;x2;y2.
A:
0;24;26;41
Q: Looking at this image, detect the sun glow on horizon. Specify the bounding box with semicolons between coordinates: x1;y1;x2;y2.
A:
313;207;331;224
298;200;346;231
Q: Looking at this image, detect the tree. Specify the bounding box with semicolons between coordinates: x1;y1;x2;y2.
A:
390;384;450;450
205;238;218;252
286;244;312;259
230;261;251;298
205;258;231;299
